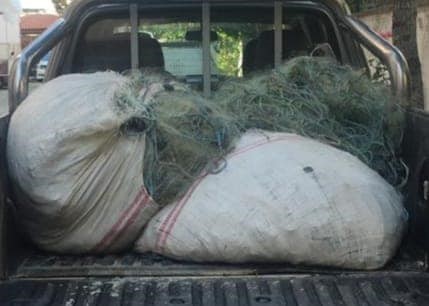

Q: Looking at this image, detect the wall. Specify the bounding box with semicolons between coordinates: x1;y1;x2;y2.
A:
0;14;21;74
417;5;429;110
0;17;20;45
358;5;429;109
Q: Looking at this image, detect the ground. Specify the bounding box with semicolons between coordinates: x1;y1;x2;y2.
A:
0;82;41;117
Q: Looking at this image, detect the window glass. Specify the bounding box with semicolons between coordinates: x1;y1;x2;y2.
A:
210;7;341;78
140;22;205;79
71;5;341;92
73;16;132;73
210;6;274;78
211;22;272;77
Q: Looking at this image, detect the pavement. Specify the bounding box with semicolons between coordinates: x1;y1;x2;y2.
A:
0;82;42;117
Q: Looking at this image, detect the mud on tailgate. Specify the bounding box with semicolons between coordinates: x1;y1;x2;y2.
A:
1;272;429;305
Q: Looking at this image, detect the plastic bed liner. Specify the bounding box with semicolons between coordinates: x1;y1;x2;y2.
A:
2;273;429;305
7;237;426;279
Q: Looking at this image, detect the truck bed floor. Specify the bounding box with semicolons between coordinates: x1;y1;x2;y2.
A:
2;272;429;305
11;245;427;278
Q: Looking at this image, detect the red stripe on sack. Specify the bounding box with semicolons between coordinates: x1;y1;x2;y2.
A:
155;175;207;252
93;187;150;253
154;134;298;252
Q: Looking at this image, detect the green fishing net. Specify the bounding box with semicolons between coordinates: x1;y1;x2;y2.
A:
116;57;406;205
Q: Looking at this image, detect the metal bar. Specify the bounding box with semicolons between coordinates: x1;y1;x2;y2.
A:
9;18;66;113
274;1;283;68
0;117;9;279
202;2;211;98
130;4;139;70
343;15;410;101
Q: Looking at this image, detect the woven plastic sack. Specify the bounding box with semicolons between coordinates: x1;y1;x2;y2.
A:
7;72;159;253
136;130;407;269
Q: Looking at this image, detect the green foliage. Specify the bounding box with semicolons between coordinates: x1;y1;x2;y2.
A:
51;0;69;15
140;23;196;42
368;58;391;85
348;0;363;12
212;23;271;76
140;23;266;77
213;29;243;76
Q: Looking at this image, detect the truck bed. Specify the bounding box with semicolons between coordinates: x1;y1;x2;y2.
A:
2;234;428;305
8;239;428;278
3;272;429;305
3;106;429;305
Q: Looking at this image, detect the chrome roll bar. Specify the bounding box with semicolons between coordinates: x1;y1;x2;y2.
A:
8;19;66;113
343;15;411;99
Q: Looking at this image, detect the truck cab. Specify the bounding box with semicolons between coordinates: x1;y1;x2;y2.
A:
2;0;429;304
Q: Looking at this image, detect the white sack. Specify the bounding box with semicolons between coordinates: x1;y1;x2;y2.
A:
7;72;159;253
136;131;407;269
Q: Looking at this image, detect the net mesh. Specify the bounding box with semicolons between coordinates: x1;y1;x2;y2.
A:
116;56;406;205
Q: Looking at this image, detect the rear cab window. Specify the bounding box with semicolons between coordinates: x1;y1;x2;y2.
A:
69;3;344;94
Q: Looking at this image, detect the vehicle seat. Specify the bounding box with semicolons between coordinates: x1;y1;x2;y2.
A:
242;38;258;75
75;32;164;73
243;26;313;74
138;32;165;69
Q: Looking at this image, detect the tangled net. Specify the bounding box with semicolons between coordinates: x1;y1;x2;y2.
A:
116;70;239;204
215;57;406;188
116;57;407;205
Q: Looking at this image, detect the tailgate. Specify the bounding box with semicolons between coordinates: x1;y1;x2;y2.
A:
1;273;429;305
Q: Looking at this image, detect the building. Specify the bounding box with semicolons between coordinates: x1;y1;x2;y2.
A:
22;8;47;15
0;0;21;86
357;0;429;109
20;14;59;49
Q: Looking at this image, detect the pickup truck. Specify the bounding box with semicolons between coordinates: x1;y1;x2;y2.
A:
2;0;429;305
